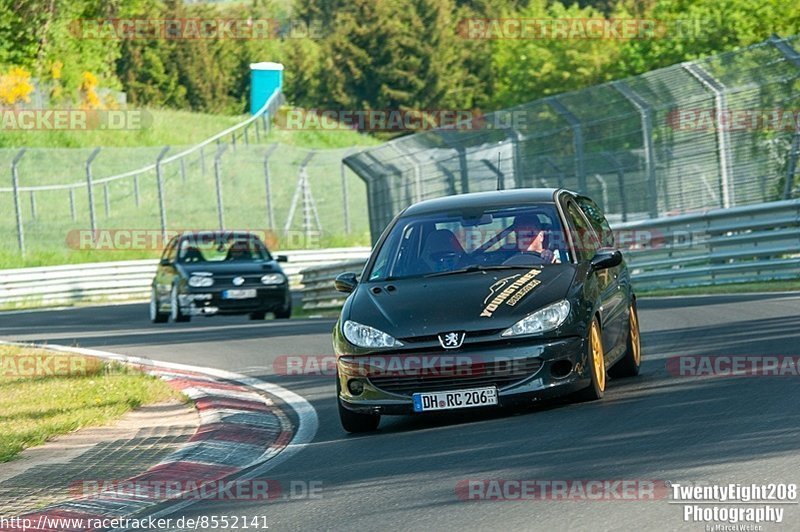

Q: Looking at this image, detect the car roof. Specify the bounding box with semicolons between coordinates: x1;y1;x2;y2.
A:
178;231;263;239
401;188;567;217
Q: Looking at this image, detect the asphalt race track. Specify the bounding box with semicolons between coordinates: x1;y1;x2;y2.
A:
2;292;800;531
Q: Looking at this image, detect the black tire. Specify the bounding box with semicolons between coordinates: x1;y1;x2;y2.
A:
609;301;642;378
337;374;380;433
274;300;292;320
574;317;605;402
249;311;267;320
150;287;168;323
170;285;191;323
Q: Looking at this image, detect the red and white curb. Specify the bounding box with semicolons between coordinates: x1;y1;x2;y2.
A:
0;343;318;532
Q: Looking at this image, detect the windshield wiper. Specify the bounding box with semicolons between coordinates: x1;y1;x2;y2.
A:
424;264;538;278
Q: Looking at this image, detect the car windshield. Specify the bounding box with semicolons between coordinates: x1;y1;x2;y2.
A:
176;234;273;263
367;204;571;281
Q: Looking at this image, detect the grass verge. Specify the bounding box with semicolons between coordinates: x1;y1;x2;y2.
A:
0;345;182;463
638;279;800;298
0;108;380;149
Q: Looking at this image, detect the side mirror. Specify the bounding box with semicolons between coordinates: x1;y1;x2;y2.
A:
590;249;622;271
276;255;288;263
159;258;171;266
334;272;358;294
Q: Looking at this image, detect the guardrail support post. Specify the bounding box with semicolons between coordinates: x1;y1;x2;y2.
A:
200;146;206;176
264;144;278;229
180;158;186;183
214;144;228;231
85;147;102;243
155;146;170;242
11;148;26;254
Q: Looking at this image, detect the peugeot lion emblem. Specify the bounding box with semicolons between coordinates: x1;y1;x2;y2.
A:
438;331;466;349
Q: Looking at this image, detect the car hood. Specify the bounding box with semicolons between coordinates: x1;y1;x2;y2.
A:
347;264;576;338
178;261;283;276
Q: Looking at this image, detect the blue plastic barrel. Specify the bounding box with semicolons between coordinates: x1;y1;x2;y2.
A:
250;62;284;115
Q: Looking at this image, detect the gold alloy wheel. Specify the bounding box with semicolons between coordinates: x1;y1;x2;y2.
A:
590;320;606;391
630;305;642;366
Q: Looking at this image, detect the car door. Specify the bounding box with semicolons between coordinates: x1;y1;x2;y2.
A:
564;199;620;356
574;196;628;353
156;237;179;304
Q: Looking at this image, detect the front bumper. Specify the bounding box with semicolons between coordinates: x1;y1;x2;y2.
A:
337;336;590;415
179;286;290;316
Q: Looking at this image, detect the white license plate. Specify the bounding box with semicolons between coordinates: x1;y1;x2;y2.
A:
223;289;257;299
412;387;498;412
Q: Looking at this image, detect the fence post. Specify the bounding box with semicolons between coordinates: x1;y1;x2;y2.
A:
601;152;628;222
11;148;26;254
103;183;110;218
254;118;261;142
683;63;734;209
547;97;586;193
244;125;250;145
133;174;140;207
341;150;352;234
155;146;170;242
263;144;278;229
180;158;186;183
480;158;505;190
85;147;101;242
69;188;76;221
785;128;800;200
214;144;228;231
612;81;658;218
200;146;206;176
29;191;37;220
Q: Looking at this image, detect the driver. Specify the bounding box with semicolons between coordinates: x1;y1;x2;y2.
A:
513;214;560;264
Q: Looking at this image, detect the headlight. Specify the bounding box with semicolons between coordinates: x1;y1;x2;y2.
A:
188;275;214;288
261;273;285;285
501;300;571;337
343;320;403;349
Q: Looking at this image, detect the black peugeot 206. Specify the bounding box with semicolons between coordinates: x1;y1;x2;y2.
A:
332;188;642;433
150;231;292;323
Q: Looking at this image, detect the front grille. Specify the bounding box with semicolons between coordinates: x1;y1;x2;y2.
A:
368;357;543;396
399;328;505;344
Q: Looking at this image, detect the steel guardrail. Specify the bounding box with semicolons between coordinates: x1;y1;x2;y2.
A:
0;247;371;309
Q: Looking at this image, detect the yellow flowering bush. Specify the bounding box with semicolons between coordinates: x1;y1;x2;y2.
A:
79;71;102;109
0;67;35;106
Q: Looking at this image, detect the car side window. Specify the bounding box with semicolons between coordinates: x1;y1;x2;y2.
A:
566;201;600;262
576;196;615;248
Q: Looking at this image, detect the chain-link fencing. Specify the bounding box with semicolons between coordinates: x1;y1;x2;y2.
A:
345;35;800;242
